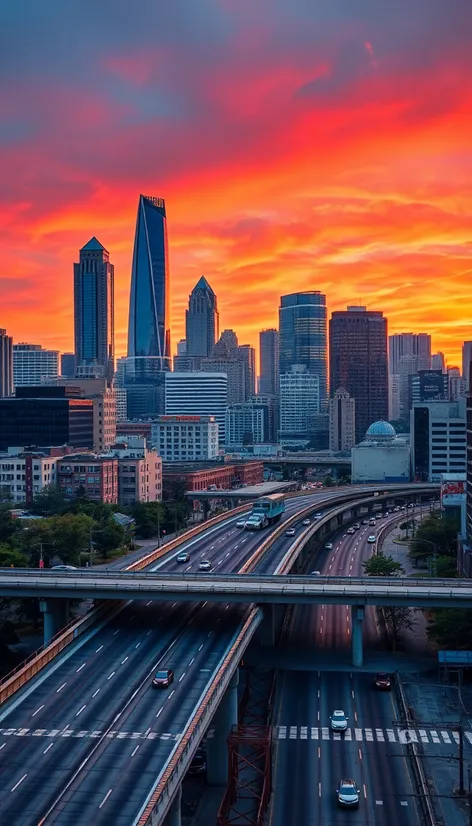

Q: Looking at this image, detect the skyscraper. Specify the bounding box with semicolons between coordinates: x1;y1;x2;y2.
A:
462;341;472;390
74;237;114;381
164;372;228;443
388;333;431;421
329;388;356;452
0;328;13;398
329;306;388;442
127;195;171;376
279;292;327;405
237;344;256;399
259;329;279;395
186;276;219;358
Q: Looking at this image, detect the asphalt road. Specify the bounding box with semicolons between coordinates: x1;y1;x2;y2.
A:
269;511;422;826
0;490;344;825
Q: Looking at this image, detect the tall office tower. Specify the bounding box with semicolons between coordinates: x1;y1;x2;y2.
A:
126;195;171;416
447;366;466;401
329;388;356;452
388;373;401;420
74;237;114;382
462;342;472;390
431;352;446;371
13;344;59;387
250;393;278;443
213;329;238;358
411;398;466;481
164;372;228;443
61;353;76;378
388;333;431;420
186;277;219;358
259;329;279;395
279;365;320;447
237;344;256;399
225;402;267;447
330;306;388;443
0;328;13;398
279;292;327;405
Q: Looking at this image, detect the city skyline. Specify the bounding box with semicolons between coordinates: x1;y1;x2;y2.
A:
1;2;471;365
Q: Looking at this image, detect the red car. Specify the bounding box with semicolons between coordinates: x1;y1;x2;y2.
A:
374;672;392;690
152;669;174;688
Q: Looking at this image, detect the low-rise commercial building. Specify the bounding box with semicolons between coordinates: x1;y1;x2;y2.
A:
13;343;60;387
225;403;267;448
0;449;59;504
163;459;264;492
152;415;219;462
351;421;410;483
0;386;94;451
106;438;162;504
57;455;119;503
411;399;466;482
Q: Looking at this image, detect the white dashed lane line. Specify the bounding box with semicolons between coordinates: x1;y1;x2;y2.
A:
56;683;67;693
43;743;54;754
131;744;140;757
11;774;27;792
92;689;100;698
107;672;115;681
76;663;86;673
99;789;113;809
32;706;44;718
95;645;103;653
121;656;128;665
75;705;86;717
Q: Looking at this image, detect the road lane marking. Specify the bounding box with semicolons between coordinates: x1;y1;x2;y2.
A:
131;744;140;757
43;743;54;754
146;601;152;606
95;645;103;653
76;705;86;717
32;705;44;717
92;689;100;698
76;663;86;673
300;726;307;739
121;656;128;664
107;672;115;681
0;743;5;751
179;673;186;682
441;731;451;743
11;774;27;792
363;784;367;799
188;658;195;666
56;683;67;693
289;726;297;739
99;789;113;809
156;709;163;718
135;642;141;649
318;782;322;797
375;729;385;741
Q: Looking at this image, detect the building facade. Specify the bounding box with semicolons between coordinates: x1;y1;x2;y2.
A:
225;403;267;447
410;370;447;405
163;460;264;492
115;388;128;421
13;344;59;387
259;329;279;396
0;386;94;451
0;328;13;398
279;292;327;405
279;365;320;446
74;237;114;381
329;306;388;442
152;415;219;462
186;276;219;358
0;449;58;504
57;455;119;503
462;341;472;391
329;388;356;452
249;393;278;443
200;357;245;405
351;421;410;483
44;377;116;453
164;372;228;443
411;399;466;482
106;438;162;504
61;353;76;378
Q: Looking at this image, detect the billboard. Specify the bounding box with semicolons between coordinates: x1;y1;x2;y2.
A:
419;370;445;401
440;474;466;507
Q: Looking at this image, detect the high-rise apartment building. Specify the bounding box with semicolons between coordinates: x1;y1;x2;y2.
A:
329;388;356;452
153;416;219;462
431;352;446;371
279;365;320;446
0;328;13;398
329;306;388;442
388;333;431;420
165;372;228;443
462;341;472;390
186;277;219;358
225;403;267;447
61;353;76;378
237;344;256;399
250;393;278;443
74;237;114;381
127;194;171;375
259;329;279;396
279;292;327;405
13;344;59;387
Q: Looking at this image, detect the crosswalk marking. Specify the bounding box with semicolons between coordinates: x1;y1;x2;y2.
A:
0;728;182;742
272;725;471;744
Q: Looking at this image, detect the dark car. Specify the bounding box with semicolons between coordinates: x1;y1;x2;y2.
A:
374;672;392;690
152;669;174;688
188;748;207;775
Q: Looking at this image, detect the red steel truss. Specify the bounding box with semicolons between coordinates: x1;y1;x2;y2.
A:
217;725;272;826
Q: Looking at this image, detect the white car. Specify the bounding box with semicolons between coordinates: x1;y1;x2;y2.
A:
302;518;311;526
330;710;348;731
347;527;355;535
285;527;296;537
367;535;376;544
314;512;323;520
236;519;247;529
51;564;77;570
176;552;190;563
199;559;212;571
325;542;333;551
311;570;321;576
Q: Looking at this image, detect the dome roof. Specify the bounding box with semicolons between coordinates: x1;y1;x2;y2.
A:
366;420;396;440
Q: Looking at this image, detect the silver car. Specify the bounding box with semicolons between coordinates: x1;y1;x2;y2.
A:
199;559;212;571
336;779;360;808
330;710;348;732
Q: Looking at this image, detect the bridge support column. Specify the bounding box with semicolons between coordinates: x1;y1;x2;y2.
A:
351;606;364;667
40;598;70;645
203;500;210;520
163;784;181;826
207;669;239;786
260;604;275;647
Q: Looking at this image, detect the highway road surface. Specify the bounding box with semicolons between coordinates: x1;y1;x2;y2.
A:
269;511;422;826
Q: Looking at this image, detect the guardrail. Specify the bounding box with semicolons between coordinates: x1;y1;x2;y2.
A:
395;672;438;826
134;606;264;826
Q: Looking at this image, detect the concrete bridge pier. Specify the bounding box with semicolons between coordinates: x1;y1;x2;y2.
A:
351;606;364;667
163;784;182;826
40;598;70;645
206;669;239;786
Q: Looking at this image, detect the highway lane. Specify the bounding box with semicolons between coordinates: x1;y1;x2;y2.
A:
270;510;421;826
0;491;340;825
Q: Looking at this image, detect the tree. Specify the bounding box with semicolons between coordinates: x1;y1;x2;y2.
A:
162;477;188;503
49;513;94;564
409;513;459;565
0;544;29;568
29;485;67;517
427;609;472;649
132;502;165;539
92;519;125;560
382;606;417;652
0;510;21;543
363;554;404;577
323;475;335;487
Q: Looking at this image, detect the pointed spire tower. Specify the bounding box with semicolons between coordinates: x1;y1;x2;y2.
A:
186;276;219;358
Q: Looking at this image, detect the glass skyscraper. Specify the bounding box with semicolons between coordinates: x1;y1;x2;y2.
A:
279;292;327;404
74;238;114;381
127;195;171;376
186;276;219;358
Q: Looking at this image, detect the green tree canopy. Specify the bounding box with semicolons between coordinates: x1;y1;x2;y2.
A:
132;502;165;539
0;544;29;568
427;609;472;649
29;485;67;517
363;554;404;577
49;512;94;564
323;475;335;487
409;513;459;564
92;519;125;560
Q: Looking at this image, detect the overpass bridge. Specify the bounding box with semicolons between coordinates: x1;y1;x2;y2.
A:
264;452;352;479
0;483;438;826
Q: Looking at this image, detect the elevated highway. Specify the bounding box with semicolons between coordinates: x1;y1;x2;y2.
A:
0;484;437;826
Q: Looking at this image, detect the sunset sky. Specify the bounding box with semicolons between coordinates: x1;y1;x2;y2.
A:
1;0;472;367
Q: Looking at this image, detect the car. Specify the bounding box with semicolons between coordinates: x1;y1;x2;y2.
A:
236;519;247;529
152;669;174;688
376;513;382;519
336;779;360;808
394;506;400;512
188;747;207;775
285;527;296;537
382;512;388;518
353;523;360;530
374;672;392;690
347;527;355;535
311;570;321;576
330;710;348;732
51;564;77;570
314;512;323;520
199;559;212;571
362;519;369;525
369;519;376;526
302;518;311;526
367;535;376;544
324;542;333;551
176;552;190;563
